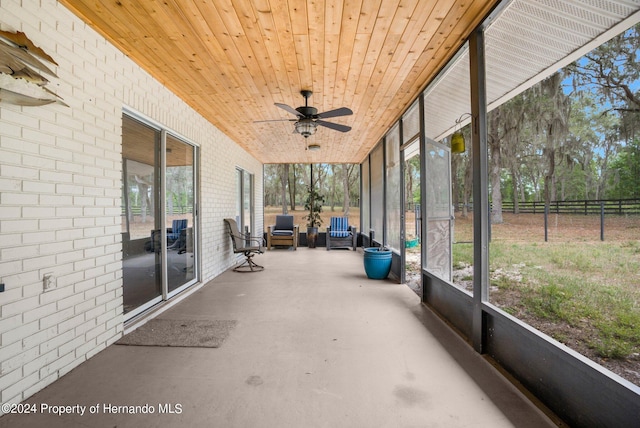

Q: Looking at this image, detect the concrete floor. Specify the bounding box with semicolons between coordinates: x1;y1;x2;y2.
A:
1;248;558;428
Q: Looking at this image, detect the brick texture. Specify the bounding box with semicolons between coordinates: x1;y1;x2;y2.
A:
0;0;262;409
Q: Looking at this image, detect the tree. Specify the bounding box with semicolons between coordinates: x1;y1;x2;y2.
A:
486;97;532;224
500;92;530;212
342;165;351;216
451;23;640;208
263;164;280;206
404;156;420;210
304;164;325;228
530;72;572;205
280;164;289;213
608;138;640;198
330;164;337;211
460;127;473;217
346;164;360;213
568;23;640;116
564;22;640;199
288;164;297;211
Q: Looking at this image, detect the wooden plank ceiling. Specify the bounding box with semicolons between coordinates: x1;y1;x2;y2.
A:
60;0;499;164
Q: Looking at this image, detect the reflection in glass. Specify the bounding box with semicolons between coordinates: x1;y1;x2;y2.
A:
236;169;243;225
243;171;252;234
166;135;196;294
235;168;254;239
121;116;162;314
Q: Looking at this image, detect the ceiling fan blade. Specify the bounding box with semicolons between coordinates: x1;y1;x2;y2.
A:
317;107;353;119
253;118;297;123
316;120;351;133
275;102;302;117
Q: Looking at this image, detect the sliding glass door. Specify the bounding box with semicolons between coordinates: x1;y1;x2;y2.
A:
121;113;198;319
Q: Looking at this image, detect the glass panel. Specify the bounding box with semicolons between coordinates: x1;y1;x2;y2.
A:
361;159;370;237
236;168;243;226
166;134;196;293
235;168;254;239
424;140;452;281
386;124;401;251
370;144;384;243
243;171;253;234
121;116;162;314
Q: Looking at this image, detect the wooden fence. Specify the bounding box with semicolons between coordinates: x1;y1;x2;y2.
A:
499;198;640;215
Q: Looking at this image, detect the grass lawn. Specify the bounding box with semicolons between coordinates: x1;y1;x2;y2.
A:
451;213;640;385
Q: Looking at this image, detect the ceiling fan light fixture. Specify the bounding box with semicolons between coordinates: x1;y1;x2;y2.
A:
295;119;317;138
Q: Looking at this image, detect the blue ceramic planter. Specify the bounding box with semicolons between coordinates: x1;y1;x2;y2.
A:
363;247;392;279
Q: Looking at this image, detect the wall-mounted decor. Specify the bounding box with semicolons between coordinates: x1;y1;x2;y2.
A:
0;30;67;106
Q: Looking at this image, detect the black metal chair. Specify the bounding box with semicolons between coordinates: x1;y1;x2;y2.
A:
224;218;265;272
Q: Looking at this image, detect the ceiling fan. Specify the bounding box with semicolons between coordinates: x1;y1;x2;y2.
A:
255;90;352;138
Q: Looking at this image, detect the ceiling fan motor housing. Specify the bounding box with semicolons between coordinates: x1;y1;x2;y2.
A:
296;106;318;118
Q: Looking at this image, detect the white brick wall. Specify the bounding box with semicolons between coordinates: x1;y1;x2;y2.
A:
0;0;262;409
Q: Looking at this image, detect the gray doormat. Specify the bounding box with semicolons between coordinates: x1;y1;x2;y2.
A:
117;319;237;348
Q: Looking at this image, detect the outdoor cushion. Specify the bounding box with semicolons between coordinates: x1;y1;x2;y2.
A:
329;217;351;237
167;219;187;240
274;215;294;231
272;215;294;235
272;230;294;236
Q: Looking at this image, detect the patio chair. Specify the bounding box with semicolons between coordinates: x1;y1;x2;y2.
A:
267;215;298;250
147;219;187;253
168;227;191;254
326;216;357;251
224;218;265;272
167;219;187;242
